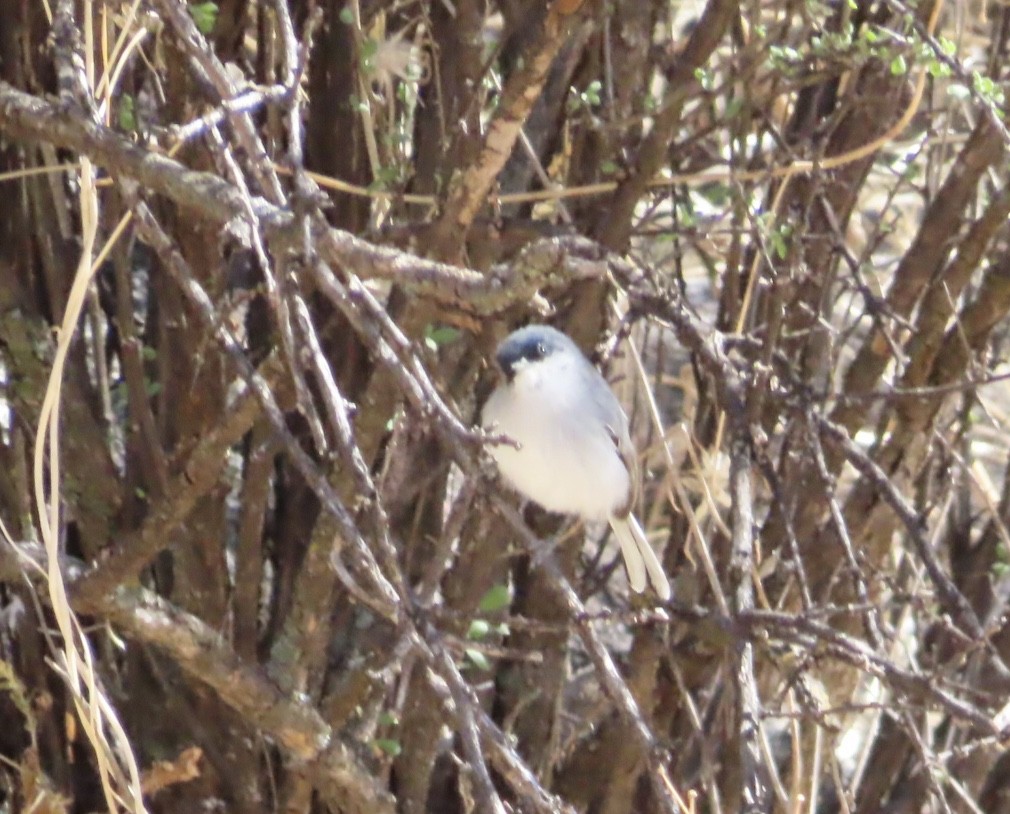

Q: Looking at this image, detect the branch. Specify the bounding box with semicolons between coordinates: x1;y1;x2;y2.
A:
99;586;395;814
0;82;607;314
72;354;289;609
815;417;990;646
594;0;738;249
147;0;286;204
727;406;772;811
831;117;1004;433
488;497;683;814
429;0;588;257
741;610;1004;738
0;82;270;225
0;539;393;814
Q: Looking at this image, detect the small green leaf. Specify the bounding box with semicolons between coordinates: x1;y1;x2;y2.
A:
188;2;218;35
769;230;787;260
927;60;950;78
386;405;403;430
479;584;511;613
360;38;379;60
676;205;696;229
339;6;355;25
373;738;402;757
118;93;136;132
699;182;730;206
889;54;907;76
767;45;800;66
468;619;491;640
724;98;743;119
465;648;491;671
378;710;399;727
972;72;1006;105
423;325;461;351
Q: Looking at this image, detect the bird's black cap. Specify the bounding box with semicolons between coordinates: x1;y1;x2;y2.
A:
495;325;572;381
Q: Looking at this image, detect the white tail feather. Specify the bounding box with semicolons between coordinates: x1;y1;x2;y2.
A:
610;516;647;593
630;514;672;600
609;515;671;600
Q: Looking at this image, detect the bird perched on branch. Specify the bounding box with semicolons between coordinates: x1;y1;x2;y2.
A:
482;325;671;600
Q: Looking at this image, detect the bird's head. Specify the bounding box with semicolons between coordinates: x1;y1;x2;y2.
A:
494;325;575;383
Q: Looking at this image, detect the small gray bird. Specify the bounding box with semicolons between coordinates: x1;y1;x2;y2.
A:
482;325;671;600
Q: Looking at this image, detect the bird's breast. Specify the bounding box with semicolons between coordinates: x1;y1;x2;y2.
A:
482;379;631;520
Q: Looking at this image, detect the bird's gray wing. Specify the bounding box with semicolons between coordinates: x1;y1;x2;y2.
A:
575;358;639;512
605;422;639;517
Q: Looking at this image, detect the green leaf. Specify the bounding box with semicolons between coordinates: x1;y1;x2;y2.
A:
972;72;1006;105
889;54;907;76
468;619;491;640
360;37;379;66
699;182;730;206
724;98;743;119
188;2;218;35
478;584;511;613
373;738;402;757
767;45;800;65
676;205;696;229
925;58;944;78
378;710;399;727
339;6;355;25
769;230;787;260
423;325;461;351
118;93;136;132
465;648;491;671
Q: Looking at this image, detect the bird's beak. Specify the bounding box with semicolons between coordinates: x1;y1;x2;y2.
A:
497;360;515;383
495;350;518;383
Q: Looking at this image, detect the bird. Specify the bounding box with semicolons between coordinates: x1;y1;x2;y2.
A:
481;325;671;600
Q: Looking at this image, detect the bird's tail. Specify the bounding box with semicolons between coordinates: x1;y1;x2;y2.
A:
609;514;672;600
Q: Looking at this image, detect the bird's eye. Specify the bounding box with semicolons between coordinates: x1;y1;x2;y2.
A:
532;342;546;359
